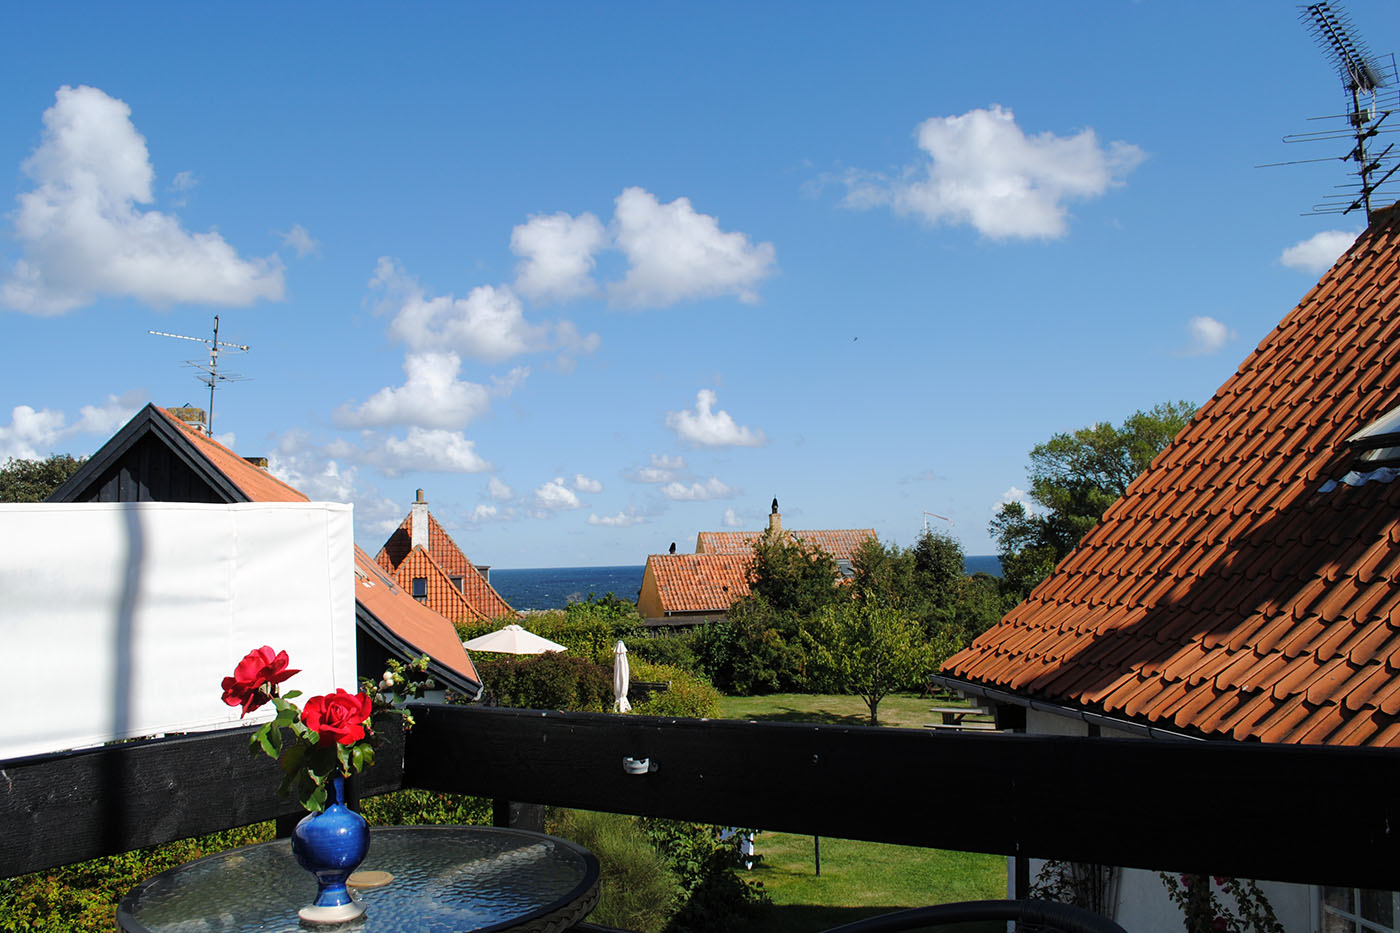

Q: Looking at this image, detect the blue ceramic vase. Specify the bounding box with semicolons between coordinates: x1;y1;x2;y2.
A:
291;775;370;922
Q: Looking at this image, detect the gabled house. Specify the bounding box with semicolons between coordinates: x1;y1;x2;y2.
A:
936;204;1400;929
50;404;481;698
376;490;518;624
637;507;876;625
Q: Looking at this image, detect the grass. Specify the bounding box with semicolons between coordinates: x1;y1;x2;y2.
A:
715;692;1005;932
717;690;984;730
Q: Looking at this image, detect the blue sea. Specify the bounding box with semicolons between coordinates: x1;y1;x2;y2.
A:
491;556;1002;611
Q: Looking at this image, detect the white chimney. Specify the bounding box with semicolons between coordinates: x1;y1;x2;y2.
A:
411;489;429;551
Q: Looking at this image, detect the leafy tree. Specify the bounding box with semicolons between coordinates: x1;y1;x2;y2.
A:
802;599;959;725
0;454;86;502
744;528;839;616
992;401;1195;603
695;595;806;695
852;531;1001;645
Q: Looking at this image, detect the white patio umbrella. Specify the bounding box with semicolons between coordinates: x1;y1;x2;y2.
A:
462;624;566;655
613;640;631;713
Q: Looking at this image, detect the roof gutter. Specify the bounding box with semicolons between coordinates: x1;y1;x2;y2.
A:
928;674;1204;743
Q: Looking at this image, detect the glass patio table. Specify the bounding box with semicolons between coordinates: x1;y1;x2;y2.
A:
116;825;600;933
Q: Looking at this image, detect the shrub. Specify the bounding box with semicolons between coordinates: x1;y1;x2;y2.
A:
630;661;722;720
629;628;703;675
640;819;770;932
473;652;613;711
0;823;273;932
361;789;491;827
552;810;679;933
693;596;809;695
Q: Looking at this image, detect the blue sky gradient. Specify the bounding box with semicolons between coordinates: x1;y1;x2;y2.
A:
3;2;1396;565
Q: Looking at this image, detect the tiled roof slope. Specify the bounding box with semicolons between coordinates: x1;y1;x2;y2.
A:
156;407;309;502
353;548;479;685
942;206;1400;747
696;529;875;562
386;545;505;624
647;553;752;613
377;512;517;621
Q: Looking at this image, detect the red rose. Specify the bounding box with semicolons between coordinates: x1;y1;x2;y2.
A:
302;689;374;746
221;646;300;717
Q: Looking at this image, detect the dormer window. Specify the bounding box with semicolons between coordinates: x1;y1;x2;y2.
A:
450;575;465;593
411;577;427;602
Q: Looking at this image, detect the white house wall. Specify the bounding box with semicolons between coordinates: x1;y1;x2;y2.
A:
0;501;355;760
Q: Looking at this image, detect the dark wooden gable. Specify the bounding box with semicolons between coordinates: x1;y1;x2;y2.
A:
49;404;246;504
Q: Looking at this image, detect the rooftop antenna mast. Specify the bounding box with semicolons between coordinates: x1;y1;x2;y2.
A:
1263;3;1400;221
922;511;953;534
147;314;250;436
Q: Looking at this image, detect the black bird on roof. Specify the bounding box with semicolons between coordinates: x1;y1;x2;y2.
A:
771;497;779;514
669;542;676;554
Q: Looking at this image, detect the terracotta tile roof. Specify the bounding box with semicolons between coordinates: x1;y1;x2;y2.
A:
377;512;517;621
645;553;752;613
385;545;505;624
155;407;309;502
942;204;1400;747
696;528;875;562
352;547;479;687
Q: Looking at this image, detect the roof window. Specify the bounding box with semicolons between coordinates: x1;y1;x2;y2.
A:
411;577;427;601
1348;404;1400;466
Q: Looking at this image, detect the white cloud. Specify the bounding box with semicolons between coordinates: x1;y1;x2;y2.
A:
842;105;1145;240
268;433;404;537
1185;315;1232;356
376;428;492;476
511;210;606;302
666;389;766;447
470;503;515;523
661;477;735;501
574;473;603;494
722;507;743;528
336;351;492;429
534;476;583;510
588;508;645;527
610;187;776;306
279;224;320;258
1280;229;1359;274
630;453;686;484
0;390;146;460
371;258;599;364
488;476;514;501
2;85;284;314
0;405;67;460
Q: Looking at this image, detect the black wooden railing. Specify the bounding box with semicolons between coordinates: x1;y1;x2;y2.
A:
5;704;1400;890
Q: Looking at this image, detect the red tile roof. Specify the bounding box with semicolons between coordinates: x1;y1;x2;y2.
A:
156;407;309;502
644;553;752;614
377;512;517;621
943;205;1400;747
696;528;875;562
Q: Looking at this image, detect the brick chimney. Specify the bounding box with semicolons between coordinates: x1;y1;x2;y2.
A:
411;489;429;551
167;406;208;434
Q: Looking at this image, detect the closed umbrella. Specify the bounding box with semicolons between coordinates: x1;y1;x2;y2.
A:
613;640;631;713
462;623;566;655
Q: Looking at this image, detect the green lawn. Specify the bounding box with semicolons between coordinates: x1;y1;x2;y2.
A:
717;692;1004;932
717;691;985;730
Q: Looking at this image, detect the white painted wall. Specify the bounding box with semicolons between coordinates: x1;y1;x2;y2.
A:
0;501;355;760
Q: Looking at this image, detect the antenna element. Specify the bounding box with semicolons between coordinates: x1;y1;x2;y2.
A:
148;315;250;436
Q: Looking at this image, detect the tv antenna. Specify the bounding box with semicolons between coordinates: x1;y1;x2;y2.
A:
148;314;250;436
1260;3;1400;222
922;511;953;533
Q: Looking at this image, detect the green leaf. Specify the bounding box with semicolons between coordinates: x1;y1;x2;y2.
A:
301;781;328;813
282;689;302;700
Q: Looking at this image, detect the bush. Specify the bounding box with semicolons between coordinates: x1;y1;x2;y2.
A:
0;823;273;932
640;819;770;932
628;627;704;675
361;789;491;827
630;661;722;719
473;652;613;711
693;596;809;695
552;810;679;933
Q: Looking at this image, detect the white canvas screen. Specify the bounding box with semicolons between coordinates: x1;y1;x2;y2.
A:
0;501;355;760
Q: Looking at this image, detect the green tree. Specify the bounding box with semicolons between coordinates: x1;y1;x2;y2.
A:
744;528;839;616
802;599;958;726
852;531;1001;646
992;401;1195;603
0;454;86;502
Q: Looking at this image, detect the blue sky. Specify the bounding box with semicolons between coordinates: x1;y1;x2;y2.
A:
2;2;1396;567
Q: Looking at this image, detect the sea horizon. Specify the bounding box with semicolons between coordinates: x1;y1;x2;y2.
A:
490;556;1002;612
